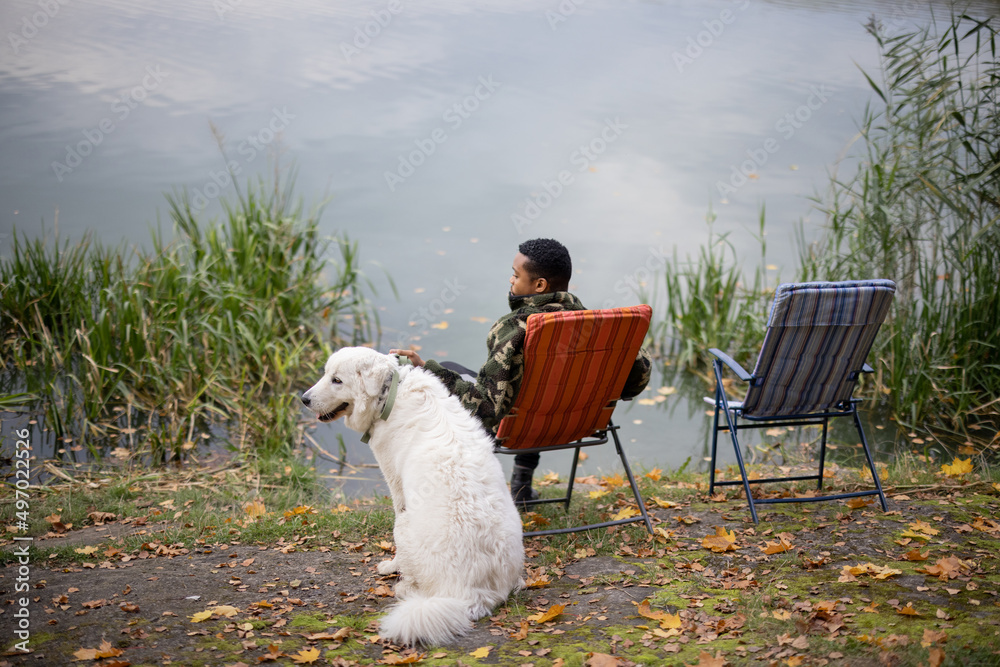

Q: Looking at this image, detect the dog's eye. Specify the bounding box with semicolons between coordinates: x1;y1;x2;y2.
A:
331;377;342;385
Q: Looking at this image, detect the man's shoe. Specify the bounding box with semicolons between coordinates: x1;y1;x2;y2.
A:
510;464;539;509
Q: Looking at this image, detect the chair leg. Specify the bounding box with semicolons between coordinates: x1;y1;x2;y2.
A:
714;360;759;523
709;375;722;496
564;447;581;512
817;417;829;491
853;403;888;511
611;424;653;534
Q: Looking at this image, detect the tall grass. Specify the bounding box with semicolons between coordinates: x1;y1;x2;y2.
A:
651;206;771;374
799;13;999;433
653;13;998;439
0;172;381;463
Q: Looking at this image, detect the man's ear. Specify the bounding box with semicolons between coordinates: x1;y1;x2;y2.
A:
533;276;549;294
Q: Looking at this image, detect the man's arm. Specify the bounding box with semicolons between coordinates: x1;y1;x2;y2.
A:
421;317;527;434
620;347;652;400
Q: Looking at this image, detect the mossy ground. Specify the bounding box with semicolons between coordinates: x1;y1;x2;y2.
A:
2;461;999;666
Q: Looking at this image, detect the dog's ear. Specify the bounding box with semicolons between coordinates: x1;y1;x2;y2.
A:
351;353;396;424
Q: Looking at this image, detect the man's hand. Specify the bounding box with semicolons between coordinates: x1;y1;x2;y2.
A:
389;348;425;367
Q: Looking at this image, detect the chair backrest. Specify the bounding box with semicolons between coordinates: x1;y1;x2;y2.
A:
495;305;651;449
741;280;895;417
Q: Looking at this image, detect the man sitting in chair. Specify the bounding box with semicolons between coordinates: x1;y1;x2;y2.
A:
390;238;652;506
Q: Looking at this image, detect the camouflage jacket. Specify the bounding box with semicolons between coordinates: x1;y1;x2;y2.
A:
423;291;652;434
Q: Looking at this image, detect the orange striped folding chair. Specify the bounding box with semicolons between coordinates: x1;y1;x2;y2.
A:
494;305;654;537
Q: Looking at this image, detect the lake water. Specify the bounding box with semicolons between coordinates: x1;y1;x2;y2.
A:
2;0;990;497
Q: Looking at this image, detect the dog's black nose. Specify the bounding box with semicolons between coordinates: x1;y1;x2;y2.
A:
300;394;310;407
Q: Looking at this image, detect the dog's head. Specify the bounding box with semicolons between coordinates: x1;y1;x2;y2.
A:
301;347;399;434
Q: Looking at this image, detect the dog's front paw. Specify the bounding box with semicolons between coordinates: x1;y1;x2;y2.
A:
376;558;398;575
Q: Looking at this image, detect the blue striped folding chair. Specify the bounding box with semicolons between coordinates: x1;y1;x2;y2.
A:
708;280;896;523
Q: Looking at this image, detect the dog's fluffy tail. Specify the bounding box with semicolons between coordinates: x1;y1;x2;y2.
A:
379;595;472;646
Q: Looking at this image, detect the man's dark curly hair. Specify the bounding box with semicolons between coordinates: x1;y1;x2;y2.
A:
518;238;572;292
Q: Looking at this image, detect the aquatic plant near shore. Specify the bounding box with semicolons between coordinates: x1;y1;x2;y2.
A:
653;13;999;441
650;205;771;376
799;13;999;434
0;173;382;462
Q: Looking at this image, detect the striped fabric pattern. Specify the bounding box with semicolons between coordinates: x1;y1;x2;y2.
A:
496;305;651;449
741;280;896;417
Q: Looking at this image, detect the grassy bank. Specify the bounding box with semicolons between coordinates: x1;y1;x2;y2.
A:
2;453;998;666
0;173;381;466
653;13;1000;444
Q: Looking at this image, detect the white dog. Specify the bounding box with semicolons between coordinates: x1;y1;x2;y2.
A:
301;347;524;646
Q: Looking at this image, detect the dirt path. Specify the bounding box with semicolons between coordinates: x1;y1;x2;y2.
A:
3;494;1000;666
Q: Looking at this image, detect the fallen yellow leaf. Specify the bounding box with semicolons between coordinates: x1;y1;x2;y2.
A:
283;505;316;518
909;520;940;536
899;529;932;541
189;610;213;623
211;605;240;618
527;604;565;624
702;526;737;553
381;653;426;665
600;473;627;487
940;457;973;476
635;599;679;627
588;489;610;499
921;628;947;647
644;468;663;482
72;640;123;661
469;646;491;658
525;569;550;588
430;321;448;330
612;506;640;521
74;545;99;555
760;537;794;555
690;650;727;667
243;500;266;518
292;647;322;664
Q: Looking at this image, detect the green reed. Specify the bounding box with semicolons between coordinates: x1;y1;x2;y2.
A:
799;13;999;433
651;206;771;374
654;13;999;438
0;172;381;461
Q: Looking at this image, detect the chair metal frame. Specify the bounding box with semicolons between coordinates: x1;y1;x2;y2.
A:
707;280;894;523
498;417;652;537
494;306;654;537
